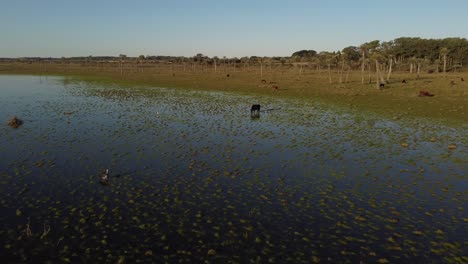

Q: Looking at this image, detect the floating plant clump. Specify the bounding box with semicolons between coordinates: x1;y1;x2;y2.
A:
0;75;466;263
7;116;23;128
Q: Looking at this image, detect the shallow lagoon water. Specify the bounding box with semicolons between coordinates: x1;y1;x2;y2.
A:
0;75;466;263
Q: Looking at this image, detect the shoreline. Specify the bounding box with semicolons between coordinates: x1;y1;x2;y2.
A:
1;63;466;125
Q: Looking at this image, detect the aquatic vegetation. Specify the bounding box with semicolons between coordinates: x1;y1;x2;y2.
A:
7;116;23;128
0;75;466;263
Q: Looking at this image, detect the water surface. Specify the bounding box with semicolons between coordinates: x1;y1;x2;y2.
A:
0;75;466;263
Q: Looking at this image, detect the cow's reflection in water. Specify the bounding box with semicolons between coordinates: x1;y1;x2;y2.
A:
251;104;260;119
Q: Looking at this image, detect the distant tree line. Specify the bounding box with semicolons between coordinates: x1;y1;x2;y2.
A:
291;37;468;72
2;37;466;82
288;37;468;87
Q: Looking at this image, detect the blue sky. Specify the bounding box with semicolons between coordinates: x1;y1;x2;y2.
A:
1;0;467;57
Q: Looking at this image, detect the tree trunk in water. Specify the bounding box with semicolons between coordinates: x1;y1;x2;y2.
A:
260;62;263;78
417;63;421;79
368;62;372;84
375;60;381;89
386;58;393;82
379;64;385;84
345;66;350;83
443;55;447;78
361;51;365;84
339;60;345;83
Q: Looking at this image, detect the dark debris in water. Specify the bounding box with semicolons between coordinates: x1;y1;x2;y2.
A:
7;116;23;128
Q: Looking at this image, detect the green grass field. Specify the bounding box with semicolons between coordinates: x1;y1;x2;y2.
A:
1;62;466;125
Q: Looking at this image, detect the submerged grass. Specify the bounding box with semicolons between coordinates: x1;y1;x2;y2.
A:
0;73;466;263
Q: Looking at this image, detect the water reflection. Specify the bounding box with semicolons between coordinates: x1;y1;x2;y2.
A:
0;75;466;263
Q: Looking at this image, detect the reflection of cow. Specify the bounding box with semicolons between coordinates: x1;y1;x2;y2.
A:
251;104;260;118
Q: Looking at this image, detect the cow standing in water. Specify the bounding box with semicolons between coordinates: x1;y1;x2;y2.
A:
251;104;260;118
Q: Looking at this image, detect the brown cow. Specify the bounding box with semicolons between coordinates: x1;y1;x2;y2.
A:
418;90;434;97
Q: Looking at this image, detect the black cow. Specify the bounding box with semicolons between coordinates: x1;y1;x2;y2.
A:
251;104;260;118
379;83;385;89
402;80;407;84
461;78;465;82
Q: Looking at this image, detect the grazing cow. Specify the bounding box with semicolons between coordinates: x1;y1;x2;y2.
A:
461;78;465;82
272;85;279;91
450;81;456;85
379;83;385;89
251;104;260;118
427;69;435;74
402;80;407;84
418;90;434;97
261;79;267;84
226;74;230;77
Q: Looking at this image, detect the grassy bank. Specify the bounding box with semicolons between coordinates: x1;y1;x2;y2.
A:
1;63;466;125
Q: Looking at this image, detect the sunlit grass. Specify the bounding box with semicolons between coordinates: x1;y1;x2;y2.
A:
1;62;466;125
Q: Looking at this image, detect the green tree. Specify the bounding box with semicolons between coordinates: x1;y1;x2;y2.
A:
371;51;385;88
292;50;317;58
342;46;360;62
359;41;379;84
319;52;336;84
337;52;347;83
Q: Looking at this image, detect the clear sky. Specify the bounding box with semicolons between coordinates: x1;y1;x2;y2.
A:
1;0;467;58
